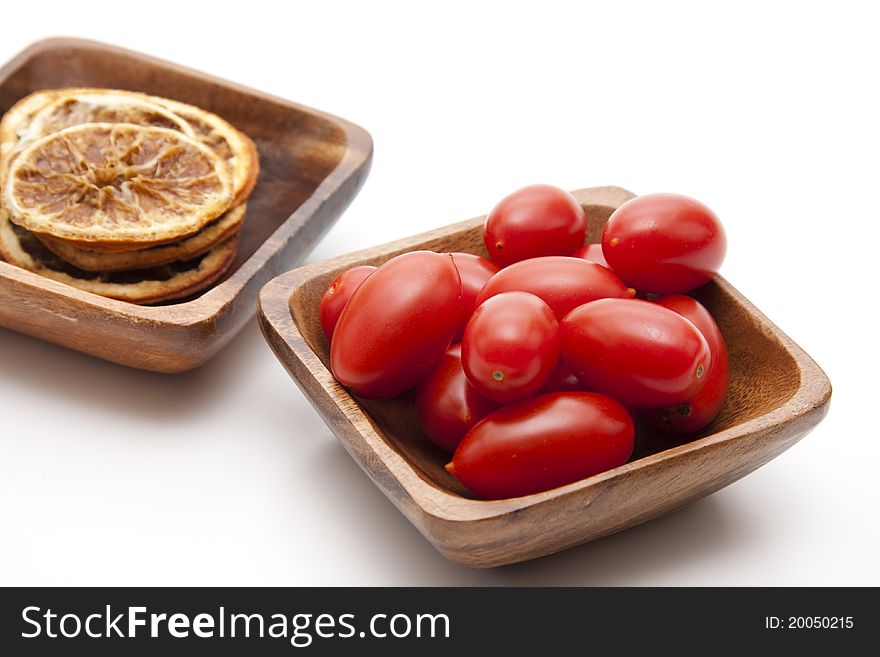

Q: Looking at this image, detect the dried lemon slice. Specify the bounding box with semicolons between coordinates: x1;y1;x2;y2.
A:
150;96;259;205
0;210;237;304
38;203;246;272
3;122;233;245
0;89;194;179
0;88;258;205
0;89;61;164
10;91;193;147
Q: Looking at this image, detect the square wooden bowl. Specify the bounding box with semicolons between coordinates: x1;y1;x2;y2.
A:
0;38;372;372
258;185;832;568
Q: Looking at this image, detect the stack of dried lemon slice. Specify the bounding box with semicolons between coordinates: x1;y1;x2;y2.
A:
0;88;259;303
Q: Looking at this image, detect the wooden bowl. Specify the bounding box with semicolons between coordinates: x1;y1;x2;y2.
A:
258;185;832;568
0;38;372;372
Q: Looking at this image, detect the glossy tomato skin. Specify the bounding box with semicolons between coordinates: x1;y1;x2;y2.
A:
462;291;560;403
484;184;586;266
331;251;463;399
476;256;634;320
644;295;730;432
448;392;635;499
449;252;500;340
571;243;609;268
415;344;500;452
602;193;726;294
319;265;377;341
560;298;711;408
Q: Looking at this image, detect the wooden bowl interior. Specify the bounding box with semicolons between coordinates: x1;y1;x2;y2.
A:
287;204;803;500
0;42;349;289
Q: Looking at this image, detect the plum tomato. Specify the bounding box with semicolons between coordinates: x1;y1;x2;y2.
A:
319;265;377;341
644;295;730;433
330;251;464;399
571;243;609;268
449;252;501;340
447;392;635;499
475;255;634;320
602;193;726;294
560;298;711;408
462;291;560;403
483;184;586;266
415;344;500;452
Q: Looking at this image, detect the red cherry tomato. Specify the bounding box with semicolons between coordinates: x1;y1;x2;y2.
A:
319;265;377;341
484;184;586;266
447;392;635;499
644;295;730;432
476;256;634;320
571;243;609;268
415;344;500;452
449;252;500;340
331;251;463;399
560;298;711;408
602;193;726;294
462;291;560;403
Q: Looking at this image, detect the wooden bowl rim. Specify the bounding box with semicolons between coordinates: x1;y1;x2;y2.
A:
0;37;373;327
258;185;833;523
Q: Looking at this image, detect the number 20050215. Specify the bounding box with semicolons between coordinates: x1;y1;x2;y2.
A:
764;617;854;630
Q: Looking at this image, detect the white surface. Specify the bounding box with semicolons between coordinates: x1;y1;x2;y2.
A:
0;0;877;586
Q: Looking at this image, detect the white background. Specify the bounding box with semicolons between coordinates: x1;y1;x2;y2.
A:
1;0;877;586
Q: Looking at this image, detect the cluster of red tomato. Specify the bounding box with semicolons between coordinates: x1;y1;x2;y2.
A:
320;185;729;500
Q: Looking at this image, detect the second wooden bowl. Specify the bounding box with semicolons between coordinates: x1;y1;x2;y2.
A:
258;186;832;568
0;38;372;372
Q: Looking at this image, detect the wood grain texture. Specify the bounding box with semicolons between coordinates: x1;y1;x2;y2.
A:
259;187;832;568
0;38;372;372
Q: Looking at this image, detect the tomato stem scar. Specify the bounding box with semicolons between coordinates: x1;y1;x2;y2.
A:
609;237;619;247
696;364;704;378
492;370;504;382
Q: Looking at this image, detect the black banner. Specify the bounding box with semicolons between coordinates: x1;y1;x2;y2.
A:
0;587;873;655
